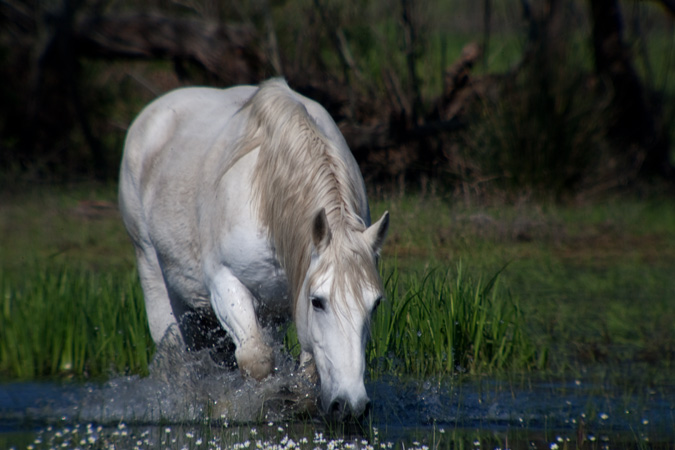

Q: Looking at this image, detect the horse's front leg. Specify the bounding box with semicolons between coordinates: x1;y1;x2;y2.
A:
209;267;274;380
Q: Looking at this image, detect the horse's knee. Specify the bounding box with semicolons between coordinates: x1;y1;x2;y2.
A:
235;340;274;380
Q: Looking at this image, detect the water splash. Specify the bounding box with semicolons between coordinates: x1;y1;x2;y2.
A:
0;338;316;428
77;340;318;424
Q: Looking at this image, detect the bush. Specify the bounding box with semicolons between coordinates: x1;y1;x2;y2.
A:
459;55;610;200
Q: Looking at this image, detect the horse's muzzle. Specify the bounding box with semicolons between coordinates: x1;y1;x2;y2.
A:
325;395;371;422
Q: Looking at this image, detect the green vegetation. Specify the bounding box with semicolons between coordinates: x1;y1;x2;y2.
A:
372;194;675;374
3;1;673;195
1;185;673;381
368;263;542;376
0;185;150;379
0;265;152;379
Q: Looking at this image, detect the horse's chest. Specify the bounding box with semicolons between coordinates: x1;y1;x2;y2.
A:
237;258;289;306
221;228;290;318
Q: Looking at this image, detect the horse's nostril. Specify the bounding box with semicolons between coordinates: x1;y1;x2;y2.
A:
327;397;370;421
329;398;347;419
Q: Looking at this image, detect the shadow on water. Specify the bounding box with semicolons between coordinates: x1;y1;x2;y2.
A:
1;346;674;449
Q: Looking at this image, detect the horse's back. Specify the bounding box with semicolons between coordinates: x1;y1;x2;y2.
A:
121;86;255;192
121;87;254;220
120;83;348;205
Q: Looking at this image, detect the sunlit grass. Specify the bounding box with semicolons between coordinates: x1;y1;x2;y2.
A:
1;186;674;380
370;194;675;373
0;264;153;379
369;262;543;377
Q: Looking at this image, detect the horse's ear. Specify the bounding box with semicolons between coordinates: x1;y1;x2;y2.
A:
312;208;332;253
364;211;389;254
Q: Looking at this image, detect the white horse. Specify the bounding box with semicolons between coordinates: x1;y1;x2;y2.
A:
119;78;389;419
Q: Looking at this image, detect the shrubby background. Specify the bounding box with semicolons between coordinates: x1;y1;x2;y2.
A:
1;0;673;200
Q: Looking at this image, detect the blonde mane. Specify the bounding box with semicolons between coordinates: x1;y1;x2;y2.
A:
232;79;380;315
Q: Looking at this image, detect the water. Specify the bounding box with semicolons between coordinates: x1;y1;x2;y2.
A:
1;348;674;449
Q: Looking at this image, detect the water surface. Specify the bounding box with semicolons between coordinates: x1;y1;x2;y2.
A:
1;348;673;449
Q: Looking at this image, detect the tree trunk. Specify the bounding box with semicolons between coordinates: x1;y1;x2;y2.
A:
589;0;673;180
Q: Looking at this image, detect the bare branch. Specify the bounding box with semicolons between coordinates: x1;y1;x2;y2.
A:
72;12;264;84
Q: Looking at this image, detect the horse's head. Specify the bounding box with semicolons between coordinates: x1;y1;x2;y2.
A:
295;208;389;420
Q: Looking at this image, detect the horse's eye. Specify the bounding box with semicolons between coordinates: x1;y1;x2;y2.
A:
373;296;383;312
310;296;326;311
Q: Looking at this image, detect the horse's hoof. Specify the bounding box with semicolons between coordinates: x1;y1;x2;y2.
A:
236;342;274;381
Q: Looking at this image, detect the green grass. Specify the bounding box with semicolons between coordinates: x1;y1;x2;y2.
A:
370;193;675;373
1;185;674;380
0;261;536;381
0;264;153;379
368;262;542;376
0;184;152;379
0;183;134;272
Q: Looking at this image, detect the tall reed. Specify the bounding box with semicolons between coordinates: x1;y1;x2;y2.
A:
0;265;153;379
368;263;545;377
1;261;542;380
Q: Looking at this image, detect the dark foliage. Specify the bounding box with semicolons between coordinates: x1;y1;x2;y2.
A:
0;0;672;195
